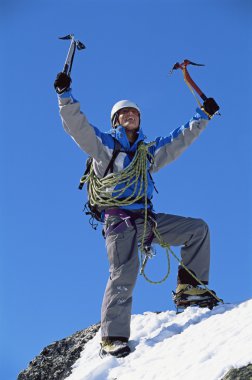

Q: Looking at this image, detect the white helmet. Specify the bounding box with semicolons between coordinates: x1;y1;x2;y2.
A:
111;100;141;127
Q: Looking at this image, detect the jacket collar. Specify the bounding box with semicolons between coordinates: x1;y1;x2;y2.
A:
109;125;146;151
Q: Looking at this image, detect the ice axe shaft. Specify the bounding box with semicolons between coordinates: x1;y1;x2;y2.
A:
62;36;76;75
170;59;207;101
58;34;86;76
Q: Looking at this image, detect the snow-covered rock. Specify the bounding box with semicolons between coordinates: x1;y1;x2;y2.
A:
18;299;252;380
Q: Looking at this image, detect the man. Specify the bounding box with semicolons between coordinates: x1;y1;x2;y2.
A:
54;72;220;358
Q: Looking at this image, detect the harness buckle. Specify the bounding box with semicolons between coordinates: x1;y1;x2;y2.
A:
122;216;132;227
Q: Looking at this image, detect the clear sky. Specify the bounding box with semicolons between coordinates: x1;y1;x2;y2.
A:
1;0;251;379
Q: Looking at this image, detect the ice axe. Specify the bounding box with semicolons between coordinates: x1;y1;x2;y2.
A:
56;34;86;94
59;34;86;75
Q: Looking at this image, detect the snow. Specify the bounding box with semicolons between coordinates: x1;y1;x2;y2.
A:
66;299;252;380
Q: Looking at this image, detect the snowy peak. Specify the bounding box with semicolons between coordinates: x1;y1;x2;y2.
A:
67;300;252;380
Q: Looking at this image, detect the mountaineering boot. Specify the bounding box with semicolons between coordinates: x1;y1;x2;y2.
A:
100;339;131;358
175;284;215;299
174;283;216;302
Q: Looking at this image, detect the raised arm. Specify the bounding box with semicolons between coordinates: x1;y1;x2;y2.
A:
57;96;115;173
150;108;210;173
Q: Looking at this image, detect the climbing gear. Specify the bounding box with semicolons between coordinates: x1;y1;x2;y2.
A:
172;284;223;312
81;140;223;303
104;208;135;238
79;138;122;226
150;225;223;304
140;245;156;274
174;283;218;299
99;340;131;358
140;244;170;285
139;213;157;276
81;140;166;277
103;208;170;284
79;139;122;190
55;34;85;93
169;59;220;118
138;213;170;284
80;141;155;217
104;208;154;240
170;59;207;101
111;100;141;128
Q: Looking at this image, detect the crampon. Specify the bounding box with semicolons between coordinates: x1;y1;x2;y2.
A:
172;291;223;313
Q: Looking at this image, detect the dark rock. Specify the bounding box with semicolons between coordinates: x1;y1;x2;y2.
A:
17;323;101;380
221;364;252;380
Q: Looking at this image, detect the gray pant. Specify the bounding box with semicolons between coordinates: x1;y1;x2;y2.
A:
101;212;210;340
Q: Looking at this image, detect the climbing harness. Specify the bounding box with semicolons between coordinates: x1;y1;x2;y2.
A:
81;140;223;303
80;140;168;281
169;59;217;119
80;140;156;248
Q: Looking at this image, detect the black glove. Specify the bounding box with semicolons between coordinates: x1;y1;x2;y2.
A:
202;97;220;117
54;72;72;94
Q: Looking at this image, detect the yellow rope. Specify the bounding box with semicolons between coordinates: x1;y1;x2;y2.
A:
82;142;155;210
140;246;171;285
152;227;223;303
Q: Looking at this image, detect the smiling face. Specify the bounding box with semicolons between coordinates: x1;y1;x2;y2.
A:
117;107;140;131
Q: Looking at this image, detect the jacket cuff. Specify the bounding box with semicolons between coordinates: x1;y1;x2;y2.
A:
196;107;210;120
57;89;78;104
57;88;72;99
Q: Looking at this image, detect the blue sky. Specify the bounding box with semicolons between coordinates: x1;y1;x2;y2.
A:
1;0;251;379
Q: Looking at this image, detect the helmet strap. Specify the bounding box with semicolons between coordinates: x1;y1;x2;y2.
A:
112;113;119;128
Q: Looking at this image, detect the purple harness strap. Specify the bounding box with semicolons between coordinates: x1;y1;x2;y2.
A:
104;208;156;243
104;209;133;238
105;208;133;219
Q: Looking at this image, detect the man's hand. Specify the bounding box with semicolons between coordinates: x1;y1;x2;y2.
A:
54;72;72;94
202;98;220;117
